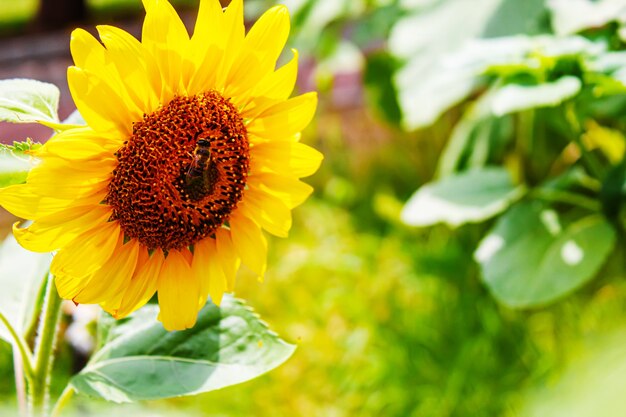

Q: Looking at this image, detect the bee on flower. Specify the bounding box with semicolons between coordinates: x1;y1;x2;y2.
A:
0;0;322;331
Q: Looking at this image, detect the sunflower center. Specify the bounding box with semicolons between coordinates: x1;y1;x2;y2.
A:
106;91;249;251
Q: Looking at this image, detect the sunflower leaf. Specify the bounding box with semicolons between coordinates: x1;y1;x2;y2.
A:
401;167;525;227
71;296;295;402
0;234;51;343
475;202;616;308
0;79;60;124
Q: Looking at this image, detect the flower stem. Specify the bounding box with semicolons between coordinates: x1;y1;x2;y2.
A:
14;349;27;417
50;386;74;417
29;274;62;417
0;311;34;378
564;102;604;179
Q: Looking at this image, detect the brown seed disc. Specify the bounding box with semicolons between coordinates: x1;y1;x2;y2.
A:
106;91;249;251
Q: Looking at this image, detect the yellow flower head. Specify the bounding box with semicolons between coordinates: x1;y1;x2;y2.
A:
0;0;322;330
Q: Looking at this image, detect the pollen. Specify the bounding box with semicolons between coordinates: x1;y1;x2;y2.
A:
106;91;249;251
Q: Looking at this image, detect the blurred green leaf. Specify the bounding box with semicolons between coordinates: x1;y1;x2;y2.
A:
0;234;50;343
549;0;626;36
71;296;295;402
490;76;582;116
402;167;525;227
364;52;402;125
389;0;548;129
476;202;616;308
0;78;60;124
523;330;626;417
600;156;626;218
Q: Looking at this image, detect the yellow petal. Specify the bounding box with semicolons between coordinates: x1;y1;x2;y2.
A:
96;25;160;114
250;141;323;178
192;0;223;47
229;211;267;278
13;204;111;253
0;184;106;220
247;92;317;140
157;249;200;330
52;221;121;297
142;0;190;101
38;127;120;161
70;30;143;127
186;0;224;94
26;157;112;199
187;43;223;96
192;237;227;307
247;172;313;209
73;237;140;306
237;188;292;237
214;0;245;91
67;66;137;135
214;227;240;292
225;5;290;100
115;247;164;318
70;28;105;69
241;49;299;113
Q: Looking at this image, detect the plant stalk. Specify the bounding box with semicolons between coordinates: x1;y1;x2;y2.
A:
14;348;27;417
50;386;74;417
28;274;63;417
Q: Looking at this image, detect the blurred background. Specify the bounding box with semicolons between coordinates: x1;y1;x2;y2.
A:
2;0;626;416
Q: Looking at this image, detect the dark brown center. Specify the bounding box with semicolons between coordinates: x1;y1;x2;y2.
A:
106;91;249;251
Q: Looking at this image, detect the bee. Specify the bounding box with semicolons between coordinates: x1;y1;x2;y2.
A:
187;138;212;180
185;134;214;200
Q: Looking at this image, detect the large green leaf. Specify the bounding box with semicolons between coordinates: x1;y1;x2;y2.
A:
548;0;626;36
71;296;296;402
490;76;582;116
0;234;50;343
401;167;525;227
475;202;616;308
389;0;548;129
0;79;60;124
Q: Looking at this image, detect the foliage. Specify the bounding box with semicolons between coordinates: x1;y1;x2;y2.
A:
396;0;626;308
2;0;626;416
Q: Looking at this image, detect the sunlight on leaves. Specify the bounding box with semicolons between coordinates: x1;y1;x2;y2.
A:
402;167;525;227
490;76;582;116
71;296;295;402
0;78;60;124
476;202;616;308
0;234;50;343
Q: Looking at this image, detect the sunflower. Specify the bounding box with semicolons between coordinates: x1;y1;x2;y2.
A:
0;0;322;330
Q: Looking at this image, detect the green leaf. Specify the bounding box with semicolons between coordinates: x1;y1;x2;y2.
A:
401;167;525;227
71;296;296;402
475;202;616;308
549;0;626;35
0;234;50;343
490;76;582;116
389;0;548;129
523;330;626;417
0;141;40;188
364;52;402;126
0;79;60;124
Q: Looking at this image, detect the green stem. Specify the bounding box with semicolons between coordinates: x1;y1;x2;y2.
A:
531;188;601;212
565;102;604;179
50;386;74;417
14;349;27;417
0;311;34;378
29;274;62;417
